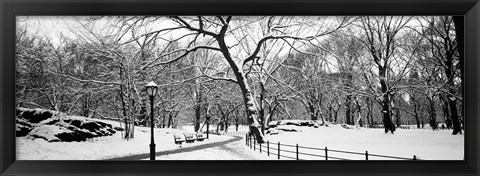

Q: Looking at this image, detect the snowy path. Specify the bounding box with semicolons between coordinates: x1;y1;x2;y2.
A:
154;135;273;160
108;135;273;160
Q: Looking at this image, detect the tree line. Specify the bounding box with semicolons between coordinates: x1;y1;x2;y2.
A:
16;16;463;143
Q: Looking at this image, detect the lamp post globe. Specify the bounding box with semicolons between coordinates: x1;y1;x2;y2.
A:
146;81;158;97
146;81;158;160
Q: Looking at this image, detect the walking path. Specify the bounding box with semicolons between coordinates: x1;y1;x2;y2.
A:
107;136;247;160
157;135;271;160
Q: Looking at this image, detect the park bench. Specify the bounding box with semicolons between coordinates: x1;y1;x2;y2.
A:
173;133;185;145
184;133;196;143
196;133;206;141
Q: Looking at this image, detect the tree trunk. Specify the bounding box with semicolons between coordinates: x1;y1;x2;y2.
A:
449;96;461;134
345;95;352;125
328;106;333;122
445;50;462;134
354;98;362;128
441;95;452;129
217;28;264;143
162;107;167;128
234;111;239;131
206;114;210;137
264;112;271;129
139;106;146;126
344;70;355;125
120;91;130;139
379;67;394;133
119;66;133;140
308;102;317;121
129;99;135;139
366;97;373;127
258;84;266;135
452;16;464;134
335;108;339;123
381;97;394;133
243;88;265;143
414;103;421;129
427;96;438;130
395;107;401;127
194;91;202;132
83;92;90;117
167;111;174;128
193;53;203;132
224;115;228;132
355;109;362;128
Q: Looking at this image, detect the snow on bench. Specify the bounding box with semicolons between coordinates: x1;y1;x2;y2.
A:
195;133;206;141
184;133;196;143
174;132;207;145
173;133;185;145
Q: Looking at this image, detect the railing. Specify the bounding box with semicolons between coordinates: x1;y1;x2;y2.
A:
366;125;451;130
245;134;419;160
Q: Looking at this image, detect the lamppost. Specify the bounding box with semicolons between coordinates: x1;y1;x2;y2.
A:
146;81;158;160
206;113;210;139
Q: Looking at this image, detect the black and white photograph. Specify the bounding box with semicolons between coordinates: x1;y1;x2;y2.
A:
15;16;464;160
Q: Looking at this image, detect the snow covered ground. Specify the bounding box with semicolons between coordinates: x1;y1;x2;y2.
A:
17;120;463;160
261;124;464;160
16;120;234;160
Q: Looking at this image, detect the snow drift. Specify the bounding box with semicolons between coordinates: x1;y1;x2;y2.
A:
16;107;116;142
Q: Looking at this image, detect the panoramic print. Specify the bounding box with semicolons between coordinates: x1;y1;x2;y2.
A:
15;16;463;160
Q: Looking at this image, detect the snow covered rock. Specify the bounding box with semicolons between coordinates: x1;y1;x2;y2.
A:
275;125;302;132
16;107;116;142
341;124;355;129
268;121;280;127
16;118;34;136
266;125;302;135
28;125;81;142
268;120;319;128
266;129;283;135
266;120;325;135
16;107;60;123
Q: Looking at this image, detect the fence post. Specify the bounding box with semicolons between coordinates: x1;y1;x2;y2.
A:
245;134;248;146
325;147;328;160
413;155;417;160
365;151;368;160
267;141;270;156
278;142;280;160
260;142;262;153
296;144;299;160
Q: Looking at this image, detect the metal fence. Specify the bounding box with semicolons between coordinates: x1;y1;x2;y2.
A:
365;125;451;130
245;134;419;160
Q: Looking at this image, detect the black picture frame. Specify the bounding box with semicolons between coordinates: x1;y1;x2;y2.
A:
1;0;478;176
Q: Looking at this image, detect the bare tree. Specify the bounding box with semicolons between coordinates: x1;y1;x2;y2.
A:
113;16;351;143
414;16;462;134
357;16;413;133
